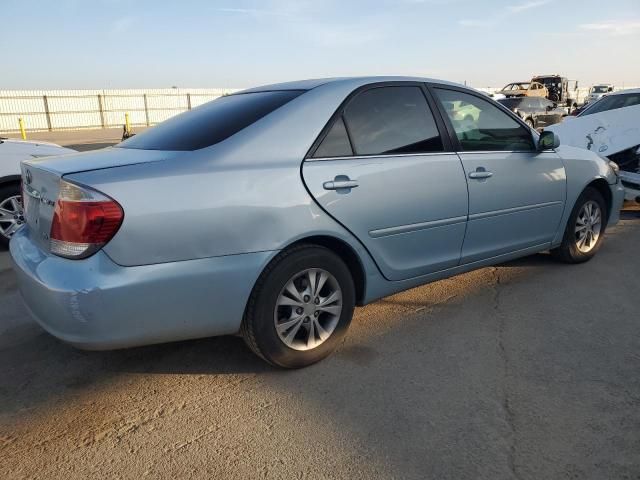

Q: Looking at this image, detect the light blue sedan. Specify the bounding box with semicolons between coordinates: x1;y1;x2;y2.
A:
10;77;625;368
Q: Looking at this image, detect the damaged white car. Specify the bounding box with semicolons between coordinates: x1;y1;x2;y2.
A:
547;88;640;204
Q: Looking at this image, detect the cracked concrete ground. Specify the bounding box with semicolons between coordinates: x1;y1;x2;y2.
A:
1;211;639;479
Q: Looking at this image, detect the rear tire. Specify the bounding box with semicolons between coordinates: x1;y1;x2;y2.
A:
551;187;607;263
241;244;355;368
0;183;23;249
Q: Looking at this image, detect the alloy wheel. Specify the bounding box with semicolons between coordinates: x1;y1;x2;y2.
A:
574;200;602;253
0;195;24;240
274;268;343;351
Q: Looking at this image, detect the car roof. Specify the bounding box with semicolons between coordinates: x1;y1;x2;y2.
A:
237;76;463;94
606;88;640;96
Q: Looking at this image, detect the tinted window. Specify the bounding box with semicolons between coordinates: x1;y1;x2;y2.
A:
118;90;303;151
498;98;524;110
343;86;443;155
313;117;353;158
539;98;554;109
435;88;535;152
580;93;640;116
521;98;538;108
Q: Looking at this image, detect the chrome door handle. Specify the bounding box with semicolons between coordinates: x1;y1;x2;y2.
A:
468;168;493;179
323;178;359;191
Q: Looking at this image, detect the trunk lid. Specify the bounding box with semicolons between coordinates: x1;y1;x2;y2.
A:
20;147;175;253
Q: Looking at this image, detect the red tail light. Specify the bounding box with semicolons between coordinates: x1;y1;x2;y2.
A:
50;180;123;259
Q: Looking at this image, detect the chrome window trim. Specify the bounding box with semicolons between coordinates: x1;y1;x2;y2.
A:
306;152;459;162
306;150;542;162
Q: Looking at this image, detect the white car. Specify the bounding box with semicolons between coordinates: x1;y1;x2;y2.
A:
0;138;75;247
586;84;614;104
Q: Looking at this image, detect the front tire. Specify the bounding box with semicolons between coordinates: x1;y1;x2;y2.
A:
0;183;24;249
241;244;355;368
551;187;607;263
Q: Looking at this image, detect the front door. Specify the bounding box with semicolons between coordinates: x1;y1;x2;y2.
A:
432;86;566;263
302;84;469;281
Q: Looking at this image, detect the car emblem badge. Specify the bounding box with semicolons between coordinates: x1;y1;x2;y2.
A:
25;170;32;185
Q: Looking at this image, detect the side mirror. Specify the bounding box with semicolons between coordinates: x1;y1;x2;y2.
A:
546;105;554;111
538;130;560;150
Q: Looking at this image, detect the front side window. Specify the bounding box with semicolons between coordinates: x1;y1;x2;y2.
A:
342;86;444;155
435;88;535;152
118;90;303;151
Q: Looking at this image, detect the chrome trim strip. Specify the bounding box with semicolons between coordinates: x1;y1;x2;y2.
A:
307;152;459;162
369;215;467;238
307;150;540;162
469;201;563;221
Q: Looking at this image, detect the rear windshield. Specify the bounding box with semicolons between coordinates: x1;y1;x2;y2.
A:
498;98;523;109
118;90;304;151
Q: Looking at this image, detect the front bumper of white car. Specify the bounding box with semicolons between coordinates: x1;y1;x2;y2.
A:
620;171;640;203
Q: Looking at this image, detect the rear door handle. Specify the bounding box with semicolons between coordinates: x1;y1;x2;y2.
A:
468;168;493;179
323;176;359;191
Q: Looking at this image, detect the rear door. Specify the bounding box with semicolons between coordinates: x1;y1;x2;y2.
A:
302;83;469;281
431;85;566;264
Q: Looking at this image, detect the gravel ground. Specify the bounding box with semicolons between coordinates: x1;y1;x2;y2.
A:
1;206;639;479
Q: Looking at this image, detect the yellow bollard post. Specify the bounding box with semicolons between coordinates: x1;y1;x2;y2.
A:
125;112;131;136
18;118;27;140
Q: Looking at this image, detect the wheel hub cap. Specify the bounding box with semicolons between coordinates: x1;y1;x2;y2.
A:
274;268;343;351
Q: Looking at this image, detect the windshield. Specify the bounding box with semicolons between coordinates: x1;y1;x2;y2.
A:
591;86;609;93
533;77;561;87
118;90;304;151
579;93;640;116
503;83;528;90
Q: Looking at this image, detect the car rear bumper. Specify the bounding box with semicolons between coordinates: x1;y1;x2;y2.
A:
9;227;274;350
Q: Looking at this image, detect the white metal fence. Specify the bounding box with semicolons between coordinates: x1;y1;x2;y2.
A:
2;85;638;134
0;88;238;134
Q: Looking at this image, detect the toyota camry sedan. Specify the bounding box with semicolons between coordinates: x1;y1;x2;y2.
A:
10;77;625;368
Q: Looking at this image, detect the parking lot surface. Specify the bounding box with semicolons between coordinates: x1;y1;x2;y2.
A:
1;202;639;478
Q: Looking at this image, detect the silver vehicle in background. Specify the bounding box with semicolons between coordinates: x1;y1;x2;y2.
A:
586;84;614;104
10;77;624;368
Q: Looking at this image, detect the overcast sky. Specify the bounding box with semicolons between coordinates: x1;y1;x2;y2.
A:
2;0;639;90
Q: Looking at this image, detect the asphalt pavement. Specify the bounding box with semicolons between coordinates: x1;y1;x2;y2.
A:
1;211;639;479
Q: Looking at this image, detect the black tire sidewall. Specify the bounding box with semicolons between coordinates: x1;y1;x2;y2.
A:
562;187;607;262
248;246;355;368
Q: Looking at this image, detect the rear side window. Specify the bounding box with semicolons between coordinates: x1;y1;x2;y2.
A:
118;90;303;151
314;117;353;158
435;88;535;152
341;86;444;156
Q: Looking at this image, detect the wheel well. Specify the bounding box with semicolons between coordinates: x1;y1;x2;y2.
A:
587;178;612;218
288;236;366;305
0;175;21;189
